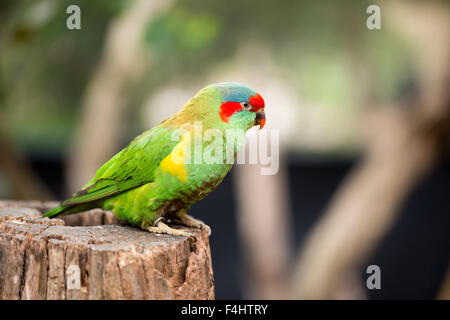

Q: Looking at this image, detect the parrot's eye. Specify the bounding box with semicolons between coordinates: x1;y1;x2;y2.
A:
241;101;252;110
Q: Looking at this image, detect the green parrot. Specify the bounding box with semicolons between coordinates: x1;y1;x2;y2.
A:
43;82;266;236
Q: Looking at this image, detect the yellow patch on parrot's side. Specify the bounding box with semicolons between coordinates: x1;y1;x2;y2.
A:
160;130;192;183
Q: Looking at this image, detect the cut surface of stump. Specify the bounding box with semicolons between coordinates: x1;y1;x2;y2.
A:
0;201;214;300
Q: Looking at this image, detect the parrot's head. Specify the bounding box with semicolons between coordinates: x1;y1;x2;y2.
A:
200;82;266;130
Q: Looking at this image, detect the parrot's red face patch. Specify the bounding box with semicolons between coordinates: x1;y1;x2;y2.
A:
219;93;265;124
219;101;242;123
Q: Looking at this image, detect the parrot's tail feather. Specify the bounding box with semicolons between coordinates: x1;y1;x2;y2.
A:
43;203;97;218
42;205;66;218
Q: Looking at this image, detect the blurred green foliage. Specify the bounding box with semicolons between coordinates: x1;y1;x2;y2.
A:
1;0;131;155
0;0;416;156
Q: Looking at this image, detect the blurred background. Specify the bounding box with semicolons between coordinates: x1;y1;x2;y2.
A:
1;0;449;299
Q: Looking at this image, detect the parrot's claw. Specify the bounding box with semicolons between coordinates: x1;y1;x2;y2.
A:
171;214;212;236
144;219;194;238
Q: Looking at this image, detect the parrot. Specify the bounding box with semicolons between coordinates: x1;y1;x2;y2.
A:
43;82;266;237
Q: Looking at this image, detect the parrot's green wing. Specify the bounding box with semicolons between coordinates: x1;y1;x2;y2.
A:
61;126;178;207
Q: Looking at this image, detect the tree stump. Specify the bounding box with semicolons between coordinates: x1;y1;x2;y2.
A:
0;201;214;300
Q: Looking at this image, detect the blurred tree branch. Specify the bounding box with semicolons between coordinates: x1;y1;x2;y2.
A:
66;0;174;193
234;155;293;299
290;0;450;299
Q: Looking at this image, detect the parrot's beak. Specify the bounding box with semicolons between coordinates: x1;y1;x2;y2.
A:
255;111;266;129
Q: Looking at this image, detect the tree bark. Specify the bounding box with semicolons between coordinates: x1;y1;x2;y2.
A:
0;201;214;300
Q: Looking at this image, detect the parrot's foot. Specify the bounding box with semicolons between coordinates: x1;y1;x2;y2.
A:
144;218;194;237
171;213;211;236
